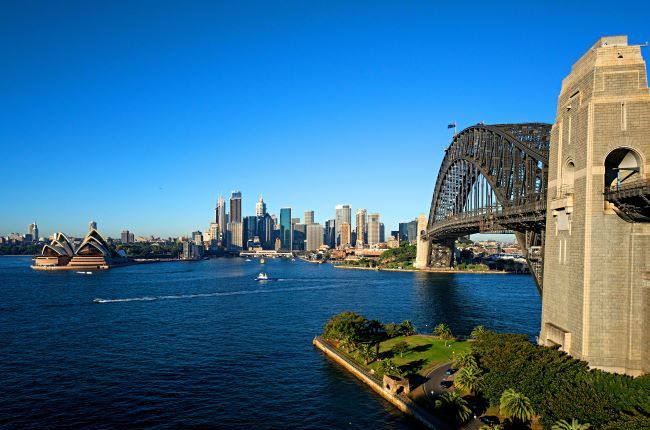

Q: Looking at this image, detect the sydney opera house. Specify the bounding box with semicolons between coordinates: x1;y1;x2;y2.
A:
32;227;127;271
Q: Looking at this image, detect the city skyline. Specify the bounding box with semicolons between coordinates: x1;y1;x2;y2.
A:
2;2;649;238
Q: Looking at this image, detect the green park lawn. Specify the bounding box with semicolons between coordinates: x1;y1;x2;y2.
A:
362;335;472;377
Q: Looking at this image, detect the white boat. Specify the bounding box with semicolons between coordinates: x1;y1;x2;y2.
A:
76;271;93;275
245;259;252;262
255;272;277;281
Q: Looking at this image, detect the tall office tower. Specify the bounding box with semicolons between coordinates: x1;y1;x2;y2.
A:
243;215;257;247
279;207;292;251
192;231;203;245
226;222;243;251
407;219;418;243
89;221;97;231
398;222;409;242
306;223;324;251
391;230;400;240
340;223;351;248
291;217;300;225
230;191;242;223
256;196;266;217
335;204;352;246
304;211;314;225
121;230;130;244
27;223;38;242
368;213;380;246
208;222;219;249
129;232;134;243
355;209;367;249
379;223;385;243
257;214;273;249
293;223;306;251
216;196;227;242
324;219;336;248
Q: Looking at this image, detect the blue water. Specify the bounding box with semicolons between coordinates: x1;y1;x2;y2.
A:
0;256;541;429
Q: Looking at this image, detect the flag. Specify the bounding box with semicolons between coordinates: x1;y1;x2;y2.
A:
478;121;485;125
447;122;456;129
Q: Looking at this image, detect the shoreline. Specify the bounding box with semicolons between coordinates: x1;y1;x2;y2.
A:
333;264;512;275
313;336;448;430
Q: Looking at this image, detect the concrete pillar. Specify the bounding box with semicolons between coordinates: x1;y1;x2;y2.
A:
414;213;430;269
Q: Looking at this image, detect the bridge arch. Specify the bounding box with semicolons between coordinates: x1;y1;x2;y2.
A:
423;123;551;291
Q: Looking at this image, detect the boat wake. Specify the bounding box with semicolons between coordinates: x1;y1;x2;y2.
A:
93;284;341;304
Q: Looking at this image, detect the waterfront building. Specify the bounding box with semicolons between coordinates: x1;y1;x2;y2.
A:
335;204;351;247
256;196;266;217
340;222;351;248
380;223;385;243
27;223;38;243
216;196;227;242
192;230;203;246
208;223;219;249
398;222;408;242
306;223;323;251
257;214;274;249
230;191;242;223
279;207;292;251
304;210;314;225
182;241;203;260
324;219;336;248
368;213;380;246
355;209;367;249
226;222;243;251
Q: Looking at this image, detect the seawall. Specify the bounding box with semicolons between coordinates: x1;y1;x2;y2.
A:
313;336;449;430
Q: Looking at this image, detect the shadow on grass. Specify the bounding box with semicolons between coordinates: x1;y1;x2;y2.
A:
399;358;428;376
409;344;433;353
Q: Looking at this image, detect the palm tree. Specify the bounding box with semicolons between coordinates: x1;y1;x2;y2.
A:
380;359;400;376
552;419;591;430
340;334;357;352
452;351;477;369
435;391;471;424
454;364;483;395
400;320;416;336
358;343;377;365
499;388;535;424
471;325;488;339
433;323;454;346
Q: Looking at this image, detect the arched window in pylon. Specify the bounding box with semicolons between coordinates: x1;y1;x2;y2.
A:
604;148;642;191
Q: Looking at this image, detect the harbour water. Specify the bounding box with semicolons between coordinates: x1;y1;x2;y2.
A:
0;256;541;429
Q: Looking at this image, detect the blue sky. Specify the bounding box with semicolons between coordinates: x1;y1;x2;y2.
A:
1;1;649;238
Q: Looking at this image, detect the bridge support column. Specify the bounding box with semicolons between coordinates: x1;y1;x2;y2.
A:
414;214;430;269
429;241;455;268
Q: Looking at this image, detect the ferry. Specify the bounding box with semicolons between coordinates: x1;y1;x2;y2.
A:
255;272;277;281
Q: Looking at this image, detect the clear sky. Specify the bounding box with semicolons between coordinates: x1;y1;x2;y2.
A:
1;1;649;238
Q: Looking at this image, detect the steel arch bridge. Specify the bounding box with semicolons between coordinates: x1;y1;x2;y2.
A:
423;123;552;292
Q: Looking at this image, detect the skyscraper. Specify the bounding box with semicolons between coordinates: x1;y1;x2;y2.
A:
280;207;292;251
324;219;336;248
340;223;351;248
306;223;324;251
216;196;227;242
368;213;380;246
256;196;266;217
335;204;351;247
121;230;131;244
407;220;418;243
230;191;242;223
304;210;314;225
227;222;243;251
355;209;367;249
244;215;257;248
27;222;38;242
192;230;203;245
292;223;306;251
257;214;273;249
379;223;385;243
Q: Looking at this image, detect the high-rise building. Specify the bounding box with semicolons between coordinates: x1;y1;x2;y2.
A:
192;230;203;245
368;213;380;246
324;219;336;248
355;209;367;249
306;223;324;251
280;207;292;251
208;223;219;249
407;220;418;243
304;211;314;225
340;222;351;248
379;223;385;243
293;223;306;251
335;204;352;246
256;196;266;217
257;214;274;249
27;223;38;242
226;222;243;251
216;196;227;242
291;217;300;225
121;230;131;244
398;222;409;242
129;232;134;243
244;215;257;248
230;191;242;223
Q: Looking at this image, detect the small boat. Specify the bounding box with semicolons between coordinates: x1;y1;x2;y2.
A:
260;258;265;264
255;272;277;281
76;271;93;275
245;259;252;262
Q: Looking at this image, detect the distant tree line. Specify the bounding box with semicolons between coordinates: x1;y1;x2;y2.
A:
0;244;41;255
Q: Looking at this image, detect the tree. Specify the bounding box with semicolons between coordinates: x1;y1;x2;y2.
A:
380;359;400;376
433;323;454;346
323;311;368;342
452;351;477;369
471;325;488;339
454;364;483;395
480;425;503;430
392;340;409;358
400;320;416;336
358;343;377;365
340;334;358;352
384;322;401;338
499;389;535;424
435;391;471;424
552;419;591;430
